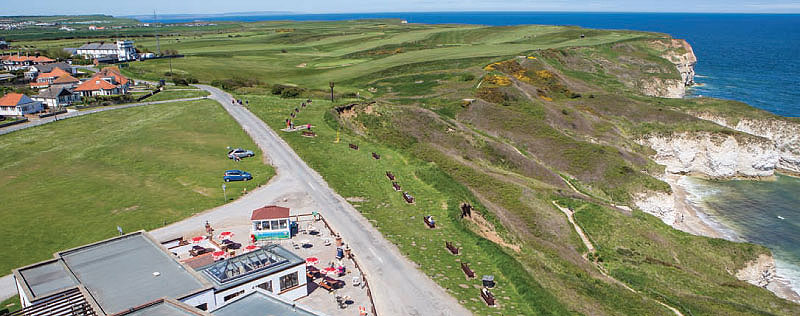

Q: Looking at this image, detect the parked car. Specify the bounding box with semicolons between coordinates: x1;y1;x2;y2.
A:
228;148;255;159
223;170;253;182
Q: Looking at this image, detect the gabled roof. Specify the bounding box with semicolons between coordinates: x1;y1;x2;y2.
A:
3;55;54;63
74;78;118;91
35;86;74;99
251;205;290;220
38;67;70;79
34;62;72;73
78;42;118;50
0;93;34;106
53;74;79;84
94;66;130;86
30;81;50;88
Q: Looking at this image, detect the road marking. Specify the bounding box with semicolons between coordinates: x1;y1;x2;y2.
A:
369;246;384;263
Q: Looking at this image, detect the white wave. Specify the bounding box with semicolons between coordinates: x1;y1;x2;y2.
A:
774;257;800;296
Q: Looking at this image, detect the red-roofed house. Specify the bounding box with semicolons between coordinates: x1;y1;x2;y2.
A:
1;54;54;71
74;67;132;96
0;93;43;116
250;206;292;241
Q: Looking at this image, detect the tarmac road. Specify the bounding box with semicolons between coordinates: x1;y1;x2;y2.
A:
152;85;471;316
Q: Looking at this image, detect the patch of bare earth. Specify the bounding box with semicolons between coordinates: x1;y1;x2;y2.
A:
111;205;139;215
464;208;521;252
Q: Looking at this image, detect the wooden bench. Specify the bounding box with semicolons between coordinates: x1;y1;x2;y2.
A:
424;216;435;229
301;130;316;137
481;288;496;306
306;266;320;279
349;143;359;150
318;280;334;292
446;241;459;255
392;181;401;191
402;192;414;204
372;152;381;160
461;263;475;279
386;171;395;181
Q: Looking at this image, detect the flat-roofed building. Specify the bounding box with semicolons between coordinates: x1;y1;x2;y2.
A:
251;205;293;241
212;288;323;316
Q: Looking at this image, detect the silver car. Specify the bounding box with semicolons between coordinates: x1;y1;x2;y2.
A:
227;148;254;159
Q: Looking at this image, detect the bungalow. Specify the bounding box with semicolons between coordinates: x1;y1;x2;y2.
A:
74;66;132;96
0;93;44;116
25;62;76;80
33;86;80;109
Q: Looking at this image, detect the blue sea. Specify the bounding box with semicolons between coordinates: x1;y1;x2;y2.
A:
143;12;800;293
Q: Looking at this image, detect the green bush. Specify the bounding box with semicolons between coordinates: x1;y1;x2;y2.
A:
270;84;304;98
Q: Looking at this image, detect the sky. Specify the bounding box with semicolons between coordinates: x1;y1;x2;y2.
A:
3;0;800;16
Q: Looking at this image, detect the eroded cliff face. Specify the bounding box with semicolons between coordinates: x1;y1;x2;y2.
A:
692;112;800;175
737;254;800;303
641;39;697;98
637;132;778;178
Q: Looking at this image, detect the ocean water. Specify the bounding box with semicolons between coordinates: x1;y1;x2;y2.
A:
142;12;800;292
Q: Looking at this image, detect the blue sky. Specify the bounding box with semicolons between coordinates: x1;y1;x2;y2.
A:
4;0;800;16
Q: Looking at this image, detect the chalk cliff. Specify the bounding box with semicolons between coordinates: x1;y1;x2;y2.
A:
640;39;697;98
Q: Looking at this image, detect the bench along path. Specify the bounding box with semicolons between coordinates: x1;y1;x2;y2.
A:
152;85;470;316
0;97;206;136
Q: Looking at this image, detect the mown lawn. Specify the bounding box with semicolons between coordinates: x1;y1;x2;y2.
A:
145;89;210;101
0;99;273;274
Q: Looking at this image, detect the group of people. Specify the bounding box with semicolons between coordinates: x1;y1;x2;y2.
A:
231;98;248;105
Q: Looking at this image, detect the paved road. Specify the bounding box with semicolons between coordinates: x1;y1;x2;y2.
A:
0;97;205;136
152;85;470;316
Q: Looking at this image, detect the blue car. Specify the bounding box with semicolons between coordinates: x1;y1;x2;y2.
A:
223;170;253;182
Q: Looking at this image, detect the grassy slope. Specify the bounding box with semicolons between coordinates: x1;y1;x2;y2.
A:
144;89;210;101
0;99;273;274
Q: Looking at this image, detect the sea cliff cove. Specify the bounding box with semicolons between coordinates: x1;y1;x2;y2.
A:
1;8;799;316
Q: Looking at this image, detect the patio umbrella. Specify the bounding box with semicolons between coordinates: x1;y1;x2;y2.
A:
244;245;258;252
323;266;336;275
191;236;205;243
305;257;319;265
212;251;226;259
219;231;234;240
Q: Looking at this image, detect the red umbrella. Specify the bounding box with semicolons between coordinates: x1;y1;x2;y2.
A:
323;266;336;273
219;231;234;240
245;245;258;252
213;251;226;259
305;257;319;265
191;236;205;243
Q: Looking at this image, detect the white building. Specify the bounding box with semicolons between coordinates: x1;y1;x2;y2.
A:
12;231;314;315
75;40;137;61
0;93;43;116
33;86;80;110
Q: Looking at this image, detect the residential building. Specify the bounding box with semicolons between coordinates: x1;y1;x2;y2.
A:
75;41;137;61
1;54;54;71
33;86;80;109
251;205;293;241
11;231;319;316
74;66;132;96
0;93;43;116
25;62;77;80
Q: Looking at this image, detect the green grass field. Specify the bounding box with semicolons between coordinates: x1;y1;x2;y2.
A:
0;99;273;274
144;89;210;101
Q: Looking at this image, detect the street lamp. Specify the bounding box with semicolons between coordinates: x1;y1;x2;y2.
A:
329;81;335;102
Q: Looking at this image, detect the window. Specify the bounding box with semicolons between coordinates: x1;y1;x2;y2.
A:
271;220;279;231
254;222;260;230
194;303;207;311
257;280;273;293
262;221;270;230
280;272;299;292
223;289;245;302
279;219;288;229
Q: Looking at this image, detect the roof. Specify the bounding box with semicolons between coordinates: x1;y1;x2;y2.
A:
3;55;54;63
212;289;323;316
182;253;216;270
195;244;304;290
251;205;290;220
34;62;72;73
110;298;210;316
75;78;118;91
53;74;79;84
0;93;34;106
35;86;74;99
38;67;70;79
96;66;130;85
56;232;210;315
16;259;77;298
78;42;118;50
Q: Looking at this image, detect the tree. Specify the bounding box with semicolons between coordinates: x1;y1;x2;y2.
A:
46;48;72;61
